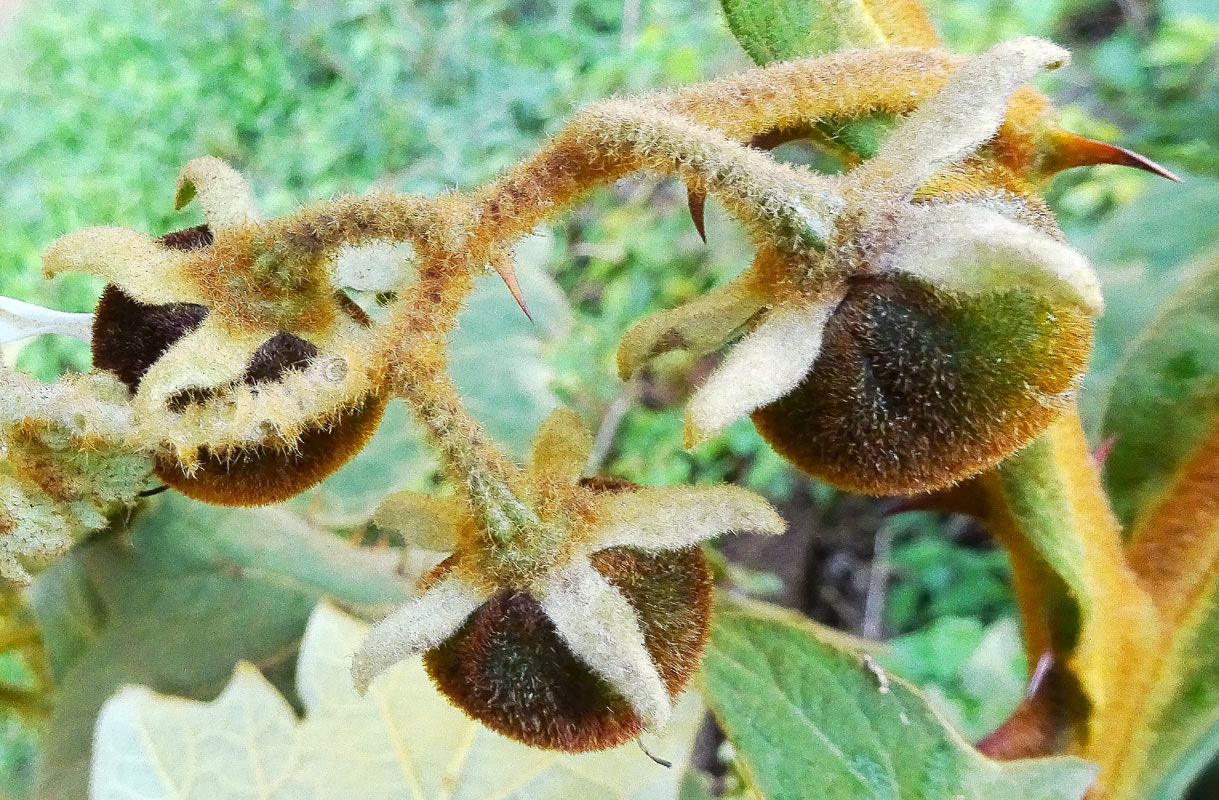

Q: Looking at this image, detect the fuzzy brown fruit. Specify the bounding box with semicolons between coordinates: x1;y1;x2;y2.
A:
90;226;386;506
751;275;1093;495
423;544;711;752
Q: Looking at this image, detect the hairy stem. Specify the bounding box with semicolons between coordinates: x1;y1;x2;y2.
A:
382;211;541;545
980;408;1161;780
653;47;962;138
470;100;844;255
370;48;977;548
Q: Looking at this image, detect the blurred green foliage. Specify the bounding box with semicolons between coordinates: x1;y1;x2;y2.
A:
0;0;1216;795
885;524;1014;632
884;616;1026;742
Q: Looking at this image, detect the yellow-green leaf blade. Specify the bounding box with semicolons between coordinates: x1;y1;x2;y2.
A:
701;602;1098;800
1091;253;1219;798
1102;427;1219;799
717;0;937;65
90;603;705;800
1120;566;1219;800
1102;252;1219;533
719;0;884;63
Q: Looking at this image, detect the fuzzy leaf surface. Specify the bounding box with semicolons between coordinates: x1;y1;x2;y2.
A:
717;0;936;64
1102;251;1219;530
700;601;1097;800
1094;251;1219;799
91;603;704;800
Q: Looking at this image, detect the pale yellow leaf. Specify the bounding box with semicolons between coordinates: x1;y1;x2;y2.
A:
91;603;704;800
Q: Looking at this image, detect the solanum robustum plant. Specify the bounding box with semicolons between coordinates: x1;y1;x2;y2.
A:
0;0;1215;798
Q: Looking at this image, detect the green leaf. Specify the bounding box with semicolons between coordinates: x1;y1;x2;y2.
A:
1091;252;1219;799
718;0;887;64
678;771;716;800
1102;250;1219;530
717;0;940;65
884;617;1026;743
701;601;1098;800
91;603;704;800
28;494;408;800
451;231;573;458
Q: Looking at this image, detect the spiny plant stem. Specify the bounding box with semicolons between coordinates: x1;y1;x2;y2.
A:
470;99;842;255
982;408;1162;774
385;232;541;546
350;46;1002;549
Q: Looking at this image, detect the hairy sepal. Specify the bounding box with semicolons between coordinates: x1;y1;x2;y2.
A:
133;316;267;417
617;272;767;381
752;276;1092;494
43;227;203;306
174;156;261;232
528;408;593;486
536;560;671;731
351;574;489;695
856;37;1069;195
590;484;784;552
685;293;841;447
884;203;1102;315
373;491;462;552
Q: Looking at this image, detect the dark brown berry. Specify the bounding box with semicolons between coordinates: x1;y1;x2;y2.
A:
89;224;386;506
424;545;711;752
91;285;208;393
152;395;387;506
752;275;1093;495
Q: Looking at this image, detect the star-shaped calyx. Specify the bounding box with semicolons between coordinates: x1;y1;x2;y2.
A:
351;408;784;751
619;38;1108;496
39;158;424;503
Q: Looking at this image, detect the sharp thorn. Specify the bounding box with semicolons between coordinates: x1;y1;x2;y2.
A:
686;185;707;243
493;261;532;321
1118;146;1182;183
1052;133;1182;182
1099;142;1182;182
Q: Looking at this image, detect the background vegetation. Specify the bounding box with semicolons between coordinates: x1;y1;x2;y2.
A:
0;0;1215;796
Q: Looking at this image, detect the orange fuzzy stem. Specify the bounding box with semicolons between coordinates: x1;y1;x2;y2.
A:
654;47;961;138
470;101;841;256
980;409;1163;792
1127;428;1219;622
